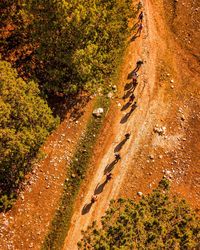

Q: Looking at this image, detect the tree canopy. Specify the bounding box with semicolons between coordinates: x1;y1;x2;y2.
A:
0;60;58;210
1;0;135;94
79;179;200;249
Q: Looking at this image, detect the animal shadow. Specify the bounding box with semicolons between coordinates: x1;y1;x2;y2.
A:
94;181;107;195
120;111;132;124
124;82;133;91
82;203;92;215
127;70;137;80
104;160;117;175
121;101;132;111
114;138;127;153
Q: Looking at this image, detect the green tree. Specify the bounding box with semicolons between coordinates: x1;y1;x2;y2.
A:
0;60;59;210
79;179;200;249
1;0;135;94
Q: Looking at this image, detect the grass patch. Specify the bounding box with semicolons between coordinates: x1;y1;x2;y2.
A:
42;95;110;250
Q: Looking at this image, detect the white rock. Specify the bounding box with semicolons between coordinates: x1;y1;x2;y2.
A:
107;92;113;98
92;108;104;117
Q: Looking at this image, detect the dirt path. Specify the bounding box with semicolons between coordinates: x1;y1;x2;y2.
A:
64;0;200;248
0;96;94;250
63;0;166;248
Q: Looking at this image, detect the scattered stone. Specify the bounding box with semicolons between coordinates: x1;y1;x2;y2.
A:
153;125;166;135
29;243;33;248
92;108;104;117
171;85;174;89
137;191;143;197
112;85;117;90
149;154;154;160
107;92;113;98
71;174;76;178
181;114;185;121
170;79;174;83
163;169;173;179
158;155;163;159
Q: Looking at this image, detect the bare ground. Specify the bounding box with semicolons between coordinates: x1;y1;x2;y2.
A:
0;96;95;250
64;0;200;249
0;0;199;249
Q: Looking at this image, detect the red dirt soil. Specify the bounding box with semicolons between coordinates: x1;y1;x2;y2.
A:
0;0;199;249
0;96;95;250
64;0;200;249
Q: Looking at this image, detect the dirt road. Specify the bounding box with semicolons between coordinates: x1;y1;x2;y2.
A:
63;0;168;248
64;0;200;248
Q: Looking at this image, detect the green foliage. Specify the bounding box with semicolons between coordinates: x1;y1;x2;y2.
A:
0;60;59;210
1;0;135;94
79;179;200;249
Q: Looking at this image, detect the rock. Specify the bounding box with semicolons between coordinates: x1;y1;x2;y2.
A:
29;243;33;248
112;85;117;90
107;92;113;98
153;125;166;136
71;174;76;178
149;154;154;160
163;169;173;179
181;114;185;121
171;85;174;89
92;108;104;117
117;103;122;107
137;191;143;197
170;79;174;83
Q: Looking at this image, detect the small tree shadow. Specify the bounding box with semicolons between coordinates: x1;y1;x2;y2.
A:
114;138;127;153
104;160;117;175
82;202;92;215
47;93;90;122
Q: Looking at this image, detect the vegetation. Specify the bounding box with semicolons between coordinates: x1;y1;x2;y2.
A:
0;60;58;210
0;0;136;210
1;0;135;94
42;96;110;250
79;179;200;249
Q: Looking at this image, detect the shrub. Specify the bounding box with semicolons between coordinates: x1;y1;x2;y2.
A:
0;60;59;210
79;178;200;249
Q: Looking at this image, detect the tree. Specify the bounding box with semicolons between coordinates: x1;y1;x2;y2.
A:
1;0;135;94
79;178;200;249
0;60;59;210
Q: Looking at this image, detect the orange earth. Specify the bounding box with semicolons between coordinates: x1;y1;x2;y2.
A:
0;0;199;249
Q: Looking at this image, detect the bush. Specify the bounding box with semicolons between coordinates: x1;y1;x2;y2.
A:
79;178;200;249
0;60;59;210
1;0;135;94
